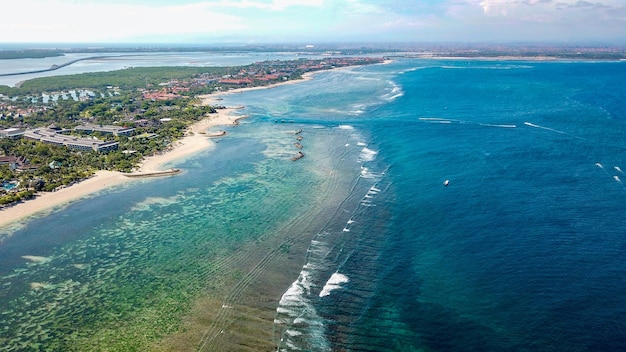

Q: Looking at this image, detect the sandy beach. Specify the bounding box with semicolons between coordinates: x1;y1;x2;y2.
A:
0;170;129;229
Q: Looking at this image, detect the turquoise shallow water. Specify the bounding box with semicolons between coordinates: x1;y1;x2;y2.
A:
2;59;626;351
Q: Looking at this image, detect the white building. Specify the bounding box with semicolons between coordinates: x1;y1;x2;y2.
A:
23;128;118;153
0;128;25;139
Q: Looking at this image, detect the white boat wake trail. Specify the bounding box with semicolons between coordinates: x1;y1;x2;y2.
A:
420;117;516;128
523;121;587;141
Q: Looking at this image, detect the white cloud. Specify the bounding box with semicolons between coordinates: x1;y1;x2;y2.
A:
477;0;625;17
444;0;626;41
0;0;247;42
213;0;324;11
0;0;624;43
341;0;381;15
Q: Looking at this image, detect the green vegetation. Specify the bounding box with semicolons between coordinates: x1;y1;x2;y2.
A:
17;66;228;92
0;50;64;60
0;85;19;96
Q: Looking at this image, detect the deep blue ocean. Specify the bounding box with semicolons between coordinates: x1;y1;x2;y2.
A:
2;58;626;351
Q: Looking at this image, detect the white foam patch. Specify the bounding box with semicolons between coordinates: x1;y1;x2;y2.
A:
319;273;349;297
276;307;291;314
280;281;306;307
337;125;354;130
382;80;404;101
22;255;52;263
286;329;303;337
359;147;378;162
360;166;383;179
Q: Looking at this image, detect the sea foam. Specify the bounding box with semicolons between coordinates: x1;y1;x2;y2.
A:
359;148;378;162
319;273;350;297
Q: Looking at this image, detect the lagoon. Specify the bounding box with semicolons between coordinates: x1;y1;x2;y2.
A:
0;51;324;87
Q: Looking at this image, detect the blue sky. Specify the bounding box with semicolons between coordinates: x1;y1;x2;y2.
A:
2;0;626;44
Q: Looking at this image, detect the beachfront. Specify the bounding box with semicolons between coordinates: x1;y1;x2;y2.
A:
0;102;244;229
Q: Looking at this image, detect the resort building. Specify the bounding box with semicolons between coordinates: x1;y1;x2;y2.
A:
0;155;26;170
74;124;135;136
0;128;25;139
218;77;254;85
23;128;119;153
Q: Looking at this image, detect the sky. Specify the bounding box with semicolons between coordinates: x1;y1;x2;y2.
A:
2;0;626;44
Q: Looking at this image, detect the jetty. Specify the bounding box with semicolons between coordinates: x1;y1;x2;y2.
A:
205;131;227;138
123;168;181;178
233;115;249;125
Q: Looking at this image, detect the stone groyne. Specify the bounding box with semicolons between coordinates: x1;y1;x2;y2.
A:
123;168;181;178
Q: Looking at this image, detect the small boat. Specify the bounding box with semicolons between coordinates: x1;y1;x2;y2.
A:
443;179;450;186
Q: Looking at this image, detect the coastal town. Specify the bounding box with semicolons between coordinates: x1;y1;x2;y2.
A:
0;56;384;207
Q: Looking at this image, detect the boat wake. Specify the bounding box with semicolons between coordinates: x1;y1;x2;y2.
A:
420;117;516;128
